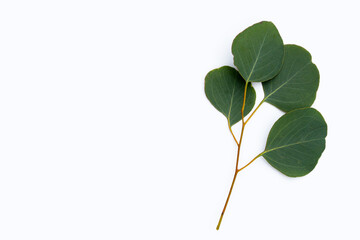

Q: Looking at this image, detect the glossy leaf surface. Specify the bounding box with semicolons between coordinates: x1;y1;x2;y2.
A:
232;21;284;82
263;108;327;177
205;66;256;126
262;45;319;112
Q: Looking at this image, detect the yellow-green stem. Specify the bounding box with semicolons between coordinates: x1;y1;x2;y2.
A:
216;82;249;230
228;119;238;145
216;84;267;230
237;152;265;173
216;169;238;230
245;99;265;125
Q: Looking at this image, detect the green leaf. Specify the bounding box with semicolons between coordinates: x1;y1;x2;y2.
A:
262;45;320;112
232;21;284;82
205;66;256;126
263;108;327;177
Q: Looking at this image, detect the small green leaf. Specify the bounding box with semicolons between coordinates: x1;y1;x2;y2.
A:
262;45;320;112
263;108;327;177
205;66;256;126
232;21;284;82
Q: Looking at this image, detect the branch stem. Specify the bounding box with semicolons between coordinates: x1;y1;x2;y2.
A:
237;81;249;168
216;168;238;230
216;139;242;230
216;82;249;230
216;84;265;230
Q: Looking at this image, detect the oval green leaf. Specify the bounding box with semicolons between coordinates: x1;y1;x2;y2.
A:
205;66;256;126
262;45;320;112
263;108;327;177
232;21;284;82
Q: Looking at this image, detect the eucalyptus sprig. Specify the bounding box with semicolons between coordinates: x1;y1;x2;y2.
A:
204;21;327;230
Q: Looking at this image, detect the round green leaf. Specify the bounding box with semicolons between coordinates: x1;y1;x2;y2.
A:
263;108;327;177
232;21;284;82
205;66;256;126
262;45;320;112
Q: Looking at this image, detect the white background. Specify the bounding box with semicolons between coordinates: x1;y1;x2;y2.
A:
0;0;359;239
